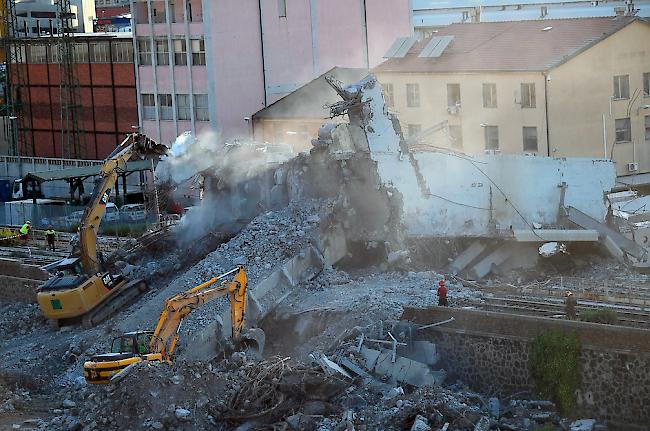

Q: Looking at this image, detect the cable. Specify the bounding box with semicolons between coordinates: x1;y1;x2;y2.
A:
428;192;491;211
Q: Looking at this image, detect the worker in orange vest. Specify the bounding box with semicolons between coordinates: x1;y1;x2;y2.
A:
437;279;448;307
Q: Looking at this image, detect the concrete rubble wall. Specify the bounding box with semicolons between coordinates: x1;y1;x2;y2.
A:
352;75;616;238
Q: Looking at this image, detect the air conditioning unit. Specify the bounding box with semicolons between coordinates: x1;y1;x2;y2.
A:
447;104;460;115
628;162;639;172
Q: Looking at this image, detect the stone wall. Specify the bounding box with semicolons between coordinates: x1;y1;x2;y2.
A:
402;307;650;429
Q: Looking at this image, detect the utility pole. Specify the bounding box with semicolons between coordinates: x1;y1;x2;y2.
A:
56;0;85;159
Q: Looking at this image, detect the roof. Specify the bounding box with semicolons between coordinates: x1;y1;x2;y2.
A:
253;67;369;120
23;159;155;183
374;16;648;73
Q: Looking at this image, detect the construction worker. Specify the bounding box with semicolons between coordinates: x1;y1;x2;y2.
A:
19;221;31;244
565;291;577;320
45;225;56;252
437;279;449;307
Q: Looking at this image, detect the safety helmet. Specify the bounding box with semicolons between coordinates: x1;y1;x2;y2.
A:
439;279;446;286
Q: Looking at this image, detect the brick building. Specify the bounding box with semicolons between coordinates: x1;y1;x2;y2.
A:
9;33;137;158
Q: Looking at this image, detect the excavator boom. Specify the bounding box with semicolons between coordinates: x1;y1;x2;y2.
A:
83;266;263;384
150;266;248;360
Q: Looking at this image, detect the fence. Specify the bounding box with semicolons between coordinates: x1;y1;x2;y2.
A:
0;202;156;236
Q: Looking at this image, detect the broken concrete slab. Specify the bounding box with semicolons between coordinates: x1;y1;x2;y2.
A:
513;229;599;242
448;241;487;275
359;346;445;387
397;340;439;367
468;243;514;280
566;206;646;259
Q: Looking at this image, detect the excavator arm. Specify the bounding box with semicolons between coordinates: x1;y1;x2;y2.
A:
78;133;167;274
149;266;249;360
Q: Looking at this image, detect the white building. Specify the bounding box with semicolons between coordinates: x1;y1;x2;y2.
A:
15;0;96;36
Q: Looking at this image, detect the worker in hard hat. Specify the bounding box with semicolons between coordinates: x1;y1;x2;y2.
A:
437;279;448;307
565;291;577;320
45;225;56;251
19;221;31;244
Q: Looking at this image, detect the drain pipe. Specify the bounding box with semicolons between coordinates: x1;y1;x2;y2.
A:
543;72;551;157
258;0;268;106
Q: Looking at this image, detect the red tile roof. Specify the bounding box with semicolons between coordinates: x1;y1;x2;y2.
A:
374;17;647;73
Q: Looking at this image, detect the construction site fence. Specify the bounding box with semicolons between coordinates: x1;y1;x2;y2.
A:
0;201;156;235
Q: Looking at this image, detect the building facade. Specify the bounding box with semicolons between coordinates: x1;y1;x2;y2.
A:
130;0;412;145
413;0;650;38
8;33;138;158
14;0;96;36
373;17;650;177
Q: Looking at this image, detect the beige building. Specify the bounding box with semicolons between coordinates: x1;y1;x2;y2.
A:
373;17;650;178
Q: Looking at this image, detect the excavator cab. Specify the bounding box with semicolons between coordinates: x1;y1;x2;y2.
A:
110;331;153;355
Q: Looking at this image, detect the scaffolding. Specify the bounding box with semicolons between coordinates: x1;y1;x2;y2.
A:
1;0;34;157
56;0;86;159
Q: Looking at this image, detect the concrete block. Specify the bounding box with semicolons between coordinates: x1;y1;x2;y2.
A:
469;243;514;280
499;243;539;272
398;340;439;366
448;241;487;275
603;235;625;262
360;346;444;387
513;229;599;242
319;224;348;265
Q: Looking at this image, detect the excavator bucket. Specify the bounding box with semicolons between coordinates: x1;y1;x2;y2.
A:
235;328;266;359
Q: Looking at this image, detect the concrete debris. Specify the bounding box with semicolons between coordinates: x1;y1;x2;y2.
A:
410;414;432;431
570;419;596;431
539;241;568;257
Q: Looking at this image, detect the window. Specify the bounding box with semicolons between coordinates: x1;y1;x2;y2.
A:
194;94;209;121
644;72;650;97
449;125;462;148
482;83;497;108
176;94;191;120
406;83;420;108
407;124;422;138
155;39;169;66
173;39;187;65
142;94;156;120
158;94;173;120
191;39;206;65
645;116;650;142
615;118;631;143
523;127;538;152
484;125;499;150
278;0;287;17
521;83;536;108
72;43;88;63
613;75;629;99
28;44;47;63
382;83;394;108
89;42;110;63
112;41;133;63
447;83;461;107
137;38;152;66
152;5;166;23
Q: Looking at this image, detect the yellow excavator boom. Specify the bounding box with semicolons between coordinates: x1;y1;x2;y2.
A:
79;133;167;274
149;266;248;360
83;266;258;384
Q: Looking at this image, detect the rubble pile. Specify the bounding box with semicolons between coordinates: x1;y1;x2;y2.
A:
113;199;326;336
0;303;45;337
31;351;594;431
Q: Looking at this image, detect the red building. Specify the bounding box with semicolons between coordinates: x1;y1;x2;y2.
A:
9;33;137;159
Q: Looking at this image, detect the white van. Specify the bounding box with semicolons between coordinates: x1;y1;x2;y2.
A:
104;203;120;222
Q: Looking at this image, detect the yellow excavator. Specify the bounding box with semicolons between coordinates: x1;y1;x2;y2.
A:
83;266;265;384
36;133;168;328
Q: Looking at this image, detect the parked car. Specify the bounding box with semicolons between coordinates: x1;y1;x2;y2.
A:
104;203;120;223
120;204;146;222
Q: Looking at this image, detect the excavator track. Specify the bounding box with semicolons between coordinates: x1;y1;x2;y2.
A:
81;279;148;329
